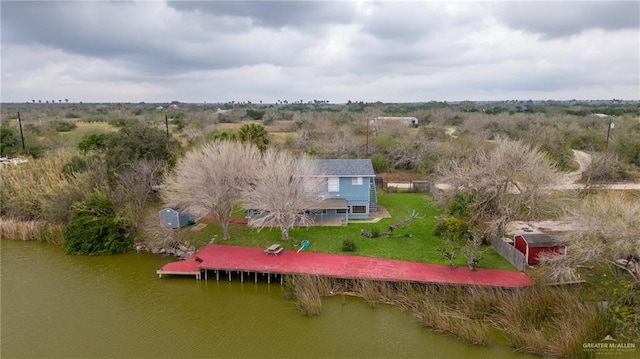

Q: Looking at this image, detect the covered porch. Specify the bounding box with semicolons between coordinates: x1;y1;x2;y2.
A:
307;198;349;225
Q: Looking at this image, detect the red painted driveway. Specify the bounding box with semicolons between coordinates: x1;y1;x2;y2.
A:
159;244;535;288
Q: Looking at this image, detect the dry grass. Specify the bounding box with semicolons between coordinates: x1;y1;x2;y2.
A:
287;276;607;357
0;218;65;244
1;153;102;223
285;275;335;316
492;286;608;358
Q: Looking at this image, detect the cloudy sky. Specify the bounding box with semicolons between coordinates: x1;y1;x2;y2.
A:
1;0;638;103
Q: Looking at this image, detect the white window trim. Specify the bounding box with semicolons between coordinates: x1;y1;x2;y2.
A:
328;177;340;192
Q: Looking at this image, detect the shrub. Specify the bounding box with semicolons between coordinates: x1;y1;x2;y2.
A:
52;120;76;132
0;126;18;157
433;217;469;241
108;117;138;128
78;133;109;153
64;193;131;255
24;123;41;135
105;122;172;173
341;239;357;252
171;117;185;131
370;153;391;173
61;155;88;175
447;193;471;217
445;115;464;126
246;108;266;121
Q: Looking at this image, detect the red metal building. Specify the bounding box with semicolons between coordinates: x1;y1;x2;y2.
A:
514;233;566;265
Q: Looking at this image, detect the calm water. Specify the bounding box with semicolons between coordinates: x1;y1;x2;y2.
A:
1;240;536;358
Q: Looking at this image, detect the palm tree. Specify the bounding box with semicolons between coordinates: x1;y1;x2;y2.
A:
238;123;270;153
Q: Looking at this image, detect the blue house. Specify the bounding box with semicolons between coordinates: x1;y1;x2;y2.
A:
307;159;378;223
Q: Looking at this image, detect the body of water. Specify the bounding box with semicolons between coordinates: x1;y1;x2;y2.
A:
1;240;536;358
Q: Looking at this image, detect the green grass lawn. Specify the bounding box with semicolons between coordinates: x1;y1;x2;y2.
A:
180;192;516;271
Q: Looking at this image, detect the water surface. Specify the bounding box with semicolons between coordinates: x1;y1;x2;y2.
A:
1;240;535;358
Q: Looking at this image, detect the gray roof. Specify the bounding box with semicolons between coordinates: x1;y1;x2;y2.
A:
518;233;565;247
308;198;348;209
309;159;375;177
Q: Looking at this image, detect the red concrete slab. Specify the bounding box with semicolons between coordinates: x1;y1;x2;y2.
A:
159;260;200;273
159;244;536;288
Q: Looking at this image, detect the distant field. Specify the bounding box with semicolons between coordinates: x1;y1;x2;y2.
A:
269;131;297;146
49;121;116;150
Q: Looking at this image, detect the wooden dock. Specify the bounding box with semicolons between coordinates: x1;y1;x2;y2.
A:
157;244;536;288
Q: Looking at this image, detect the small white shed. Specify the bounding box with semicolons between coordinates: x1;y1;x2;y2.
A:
159;208;192;229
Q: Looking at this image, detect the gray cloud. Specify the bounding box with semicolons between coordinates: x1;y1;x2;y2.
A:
494;1;640;38
1;1;268;75
166;0;357;29
1;1;637;103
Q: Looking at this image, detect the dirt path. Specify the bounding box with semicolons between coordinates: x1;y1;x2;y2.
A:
444;126;458;138
555;150;640;190
564;150;591;184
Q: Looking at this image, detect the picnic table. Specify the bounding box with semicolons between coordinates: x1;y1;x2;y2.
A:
264;244;283;256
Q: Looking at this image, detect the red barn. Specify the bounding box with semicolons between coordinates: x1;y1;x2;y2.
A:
514;233;565;265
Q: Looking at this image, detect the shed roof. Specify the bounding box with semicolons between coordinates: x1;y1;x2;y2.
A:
308;159;375;177
518;233;565;247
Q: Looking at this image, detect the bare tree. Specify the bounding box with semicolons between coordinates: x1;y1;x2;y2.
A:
437;136;561;238
110;159;164;224
582;153;621;183
540;192;640;282
244;150;325;240
161;141;262;240
330;126;360;158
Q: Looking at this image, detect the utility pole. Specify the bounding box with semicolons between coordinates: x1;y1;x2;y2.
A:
365;116;369;158
604;116;613;156
603;116;614;168
165;113;169;139
17;112;25;151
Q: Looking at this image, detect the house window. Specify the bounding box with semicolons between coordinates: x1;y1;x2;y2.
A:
352;177;363;185
336;208;349;214
352;205;367;214
328;177;339;192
